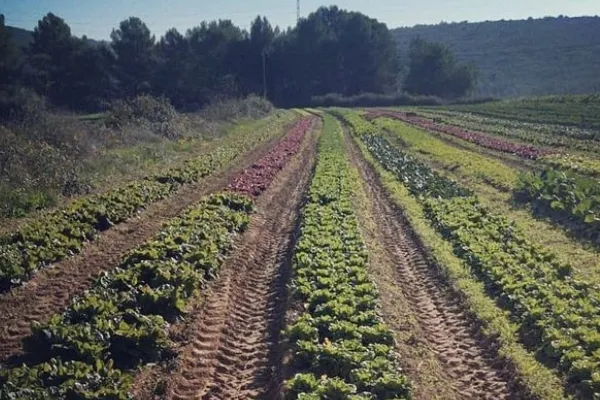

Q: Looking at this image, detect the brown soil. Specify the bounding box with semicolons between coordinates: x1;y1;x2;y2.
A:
0;127;291;364
132;118;319;400
344;130;522;400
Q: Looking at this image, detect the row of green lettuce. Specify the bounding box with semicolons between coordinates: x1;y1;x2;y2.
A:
284;113;411;399
0;193;253;399
335;109;600;398
516;169;600;244
0;113;296;292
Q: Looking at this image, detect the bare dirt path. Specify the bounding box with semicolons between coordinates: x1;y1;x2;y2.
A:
344;130;521;400
0;126;293;363
136;118;320;400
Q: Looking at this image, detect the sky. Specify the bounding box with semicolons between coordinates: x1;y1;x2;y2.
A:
2;0;600;40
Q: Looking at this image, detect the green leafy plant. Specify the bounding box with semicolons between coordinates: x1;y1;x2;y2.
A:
284;113;411;399
340;108;600;396
0;192;253;398
515;168;600;243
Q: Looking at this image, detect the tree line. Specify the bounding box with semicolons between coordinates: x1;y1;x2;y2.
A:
0;7;477;112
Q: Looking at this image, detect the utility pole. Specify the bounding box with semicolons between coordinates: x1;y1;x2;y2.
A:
262;49;267;99
297;0;300;23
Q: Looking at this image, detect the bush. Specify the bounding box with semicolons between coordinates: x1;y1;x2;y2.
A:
107;95;178;126
106;95;183;139
309;92;444;108
198;95;274;121
0;87;46;122
0;126;85;217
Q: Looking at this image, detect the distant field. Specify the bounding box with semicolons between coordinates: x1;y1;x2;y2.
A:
445;94;600;130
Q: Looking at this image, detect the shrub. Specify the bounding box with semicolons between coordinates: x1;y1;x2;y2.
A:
0;87;47;122
309;92;444;108
106;95;183;139
198;95;274;121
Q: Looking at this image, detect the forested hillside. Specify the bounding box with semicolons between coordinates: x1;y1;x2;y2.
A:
6;25;99;52
5;26;31;50
393;16;600;98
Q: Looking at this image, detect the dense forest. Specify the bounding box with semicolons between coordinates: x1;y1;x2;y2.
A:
0;8;478;112
393;16;600;98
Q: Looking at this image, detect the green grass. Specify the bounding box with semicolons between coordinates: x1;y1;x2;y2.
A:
74;113;106;122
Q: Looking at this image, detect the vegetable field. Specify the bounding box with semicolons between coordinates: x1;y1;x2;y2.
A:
1;106;600;400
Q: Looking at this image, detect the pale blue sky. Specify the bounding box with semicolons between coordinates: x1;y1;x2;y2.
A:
2;0;600;39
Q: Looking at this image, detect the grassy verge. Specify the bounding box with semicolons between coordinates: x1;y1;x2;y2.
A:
84;110;297;192
0;95;288;220
0;111;299;291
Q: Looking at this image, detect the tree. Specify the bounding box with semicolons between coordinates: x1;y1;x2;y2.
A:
67;41;117;110
0;14;18;88
404;38;477;98
183;20;246;108
243;16;276;96
5;7;407;110
25;13;114;110
155;28;188;107
27;13;79;102
111;17;156;97
268;6;400;106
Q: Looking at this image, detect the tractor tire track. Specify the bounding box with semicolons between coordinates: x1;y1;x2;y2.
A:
345;130;520;399
161;118;319;400
0;124;293;364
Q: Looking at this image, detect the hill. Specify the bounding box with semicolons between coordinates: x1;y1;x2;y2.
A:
6;25;101;53
6;26;32;51
392;16;600;98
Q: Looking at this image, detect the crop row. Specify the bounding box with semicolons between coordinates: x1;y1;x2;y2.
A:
285;113;411;399
338;110;600;396
363;110;552;160
0;115;301;291
333;110;470;200
369;117;517;192
415;109;600;177
228;116;314;196
0;193;253;399
516;168;600;243
539;153;600;179
423;197;600;395
416;109;600;153
447;96;600;131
